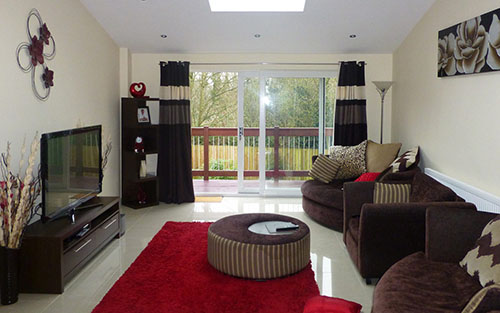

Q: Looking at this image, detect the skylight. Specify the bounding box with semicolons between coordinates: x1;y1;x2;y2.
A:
208;0;306;12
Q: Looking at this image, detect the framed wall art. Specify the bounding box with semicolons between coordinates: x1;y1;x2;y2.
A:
438;8;500;77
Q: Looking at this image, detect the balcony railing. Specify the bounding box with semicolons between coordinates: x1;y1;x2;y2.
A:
191;127;333;181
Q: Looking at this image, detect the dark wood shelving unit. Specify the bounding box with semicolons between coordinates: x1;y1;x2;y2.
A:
121;97;160;209
19;197;120;294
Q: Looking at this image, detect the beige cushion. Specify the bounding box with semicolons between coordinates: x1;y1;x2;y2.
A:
329;140;367;179
308;155;341;183
461;284;500;313
460;215;500;287
373;183;411;203
366;140;402;172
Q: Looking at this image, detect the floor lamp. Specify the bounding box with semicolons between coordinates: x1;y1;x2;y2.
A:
372;81;393;144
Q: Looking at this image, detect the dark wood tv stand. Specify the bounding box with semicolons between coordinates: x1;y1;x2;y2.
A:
19;196;120;294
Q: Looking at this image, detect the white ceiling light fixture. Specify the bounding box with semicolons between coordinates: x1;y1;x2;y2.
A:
208;0;306;12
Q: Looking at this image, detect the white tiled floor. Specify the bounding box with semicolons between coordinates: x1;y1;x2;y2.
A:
4;197;374;313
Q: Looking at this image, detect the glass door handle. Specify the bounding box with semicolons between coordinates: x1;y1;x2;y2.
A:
239;127;243;140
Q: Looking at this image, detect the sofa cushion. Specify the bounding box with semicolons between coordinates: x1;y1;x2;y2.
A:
303;296;362;313
461;284;500;313
300;179;345;208
309;155;341;183
373;183;411;203
354;172;380;182
460;215;500;287
373;252;482;313
410;172;458;202
329;140;367;179
388;146;420;173
365;140;402;172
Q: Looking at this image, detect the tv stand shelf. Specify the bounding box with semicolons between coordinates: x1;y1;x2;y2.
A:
19;197;120;294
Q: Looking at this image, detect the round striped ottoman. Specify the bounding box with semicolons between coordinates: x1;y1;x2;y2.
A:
207;213;310;279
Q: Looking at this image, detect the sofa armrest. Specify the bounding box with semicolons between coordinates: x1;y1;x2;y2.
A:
357;202;427;278
356;201;477;278
343;182;375;236
425;204;496;263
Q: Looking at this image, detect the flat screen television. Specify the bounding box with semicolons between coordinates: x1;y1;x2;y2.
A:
41;125;102;222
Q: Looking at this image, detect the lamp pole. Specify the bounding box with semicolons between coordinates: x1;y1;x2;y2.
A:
372;81;393;144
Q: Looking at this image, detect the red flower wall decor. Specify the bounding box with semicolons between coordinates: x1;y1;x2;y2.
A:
16;9;56;101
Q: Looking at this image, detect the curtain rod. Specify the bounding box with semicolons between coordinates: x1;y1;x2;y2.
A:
159;61;367;66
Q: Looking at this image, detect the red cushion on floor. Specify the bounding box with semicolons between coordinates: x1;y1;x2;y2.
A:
354;172;380;182
303;296;362;313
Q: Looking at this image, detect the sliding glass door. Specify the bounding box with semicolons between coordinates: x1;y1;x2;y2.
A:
237;71;337;195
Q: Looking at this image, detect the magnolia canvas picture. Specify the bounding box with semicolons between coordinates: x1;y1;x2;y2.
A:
438;8;500;77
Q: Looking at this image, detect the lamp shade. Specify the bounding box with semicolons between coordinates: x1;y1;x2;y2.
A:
372;81;393;92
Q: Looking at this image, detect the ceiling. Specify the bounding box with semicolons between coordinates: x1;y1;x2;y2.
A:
80;0;436;54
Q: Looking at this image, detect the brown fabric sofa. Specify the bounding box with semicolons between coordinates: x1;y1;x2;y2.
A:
301;177;351;231
372;205;498;313
343;172;465;282
301;153;419;232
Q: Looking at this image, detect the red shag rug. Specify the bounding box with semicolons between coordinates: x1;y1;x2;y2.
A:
93;222;319;313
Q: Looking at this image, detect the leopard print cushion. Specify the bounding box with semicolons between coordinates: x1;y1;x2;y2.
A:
329;140;367;179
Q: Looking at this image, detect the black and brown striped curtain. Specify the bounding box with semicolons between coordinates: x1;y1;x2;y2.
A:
158;61;194;203
334;61;367;146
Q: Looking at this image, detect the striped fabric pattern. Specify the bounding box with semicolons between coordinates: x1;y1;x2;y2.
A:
207;230;310;280
308;155;341;183
160;85;190;100
334;61;367;146
461;284;500;313
337;86;366;101
373;183;411;203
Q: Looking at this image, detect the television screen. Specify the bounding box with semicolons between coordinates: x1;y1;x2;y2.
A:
41;125;102;220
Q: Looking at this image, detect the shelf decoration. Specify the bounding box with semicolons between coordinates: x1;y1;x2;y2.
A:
137;107;151;124
134;137;145;153
16;9;56;100
130;82;147;98
137;187;147;204
139;160;147;178
438;7;500;77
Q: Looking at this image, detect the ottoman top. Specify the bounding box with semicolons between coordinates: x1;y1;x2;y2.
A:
208;213;309;245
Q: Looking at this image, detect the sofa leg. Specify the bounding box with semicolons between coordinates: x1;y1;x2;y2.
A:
365;278;372;285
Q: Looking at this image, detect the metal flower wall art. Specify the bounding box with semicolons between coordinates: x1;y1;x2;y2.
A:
16;9;56;100
438;8;500;77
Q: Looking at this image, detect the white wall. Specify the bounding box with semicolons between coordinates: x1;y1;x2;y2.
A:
392;0;500;196
129;53;393;143
1;0;120;196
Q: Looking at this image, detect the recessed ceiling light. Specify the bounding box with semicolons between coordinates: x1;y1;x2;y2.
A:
254;34;261;38
208;0;306;12
349;34;357;39
161;34;167;38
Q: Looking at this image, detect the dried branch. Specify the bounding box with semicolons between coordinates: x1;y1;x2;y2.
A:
1;135;41;249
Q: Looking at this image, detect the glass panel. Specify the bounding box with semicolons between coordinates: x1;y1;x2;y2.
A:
241;76;260;192
324;77;338;151
190;72;238;194
264;77;321;192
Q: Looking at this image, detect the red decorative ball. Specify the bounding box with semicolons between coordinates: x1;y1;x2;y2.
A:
130;82;146;98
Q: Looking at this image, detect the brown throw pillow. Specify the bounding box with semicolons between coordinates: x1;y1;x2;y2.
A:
365;140;402;172
308;155;341;184
409;172;458;202
329;140;367;179
461;284;500;313
373;183;411;203
460;215;500;287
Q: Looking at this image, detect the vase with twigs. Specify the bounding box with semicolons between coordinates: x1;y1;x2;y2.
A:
0;134;41;305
